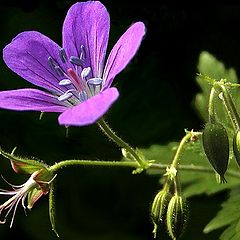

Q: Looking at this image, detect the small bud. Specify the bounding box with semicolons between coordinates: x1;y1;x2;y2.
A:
233;131;240;167
202;122;229;182
166;194;187;240
151;189;171;238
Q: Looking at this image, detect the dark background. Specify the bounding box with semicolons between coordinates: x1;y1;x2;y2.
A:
0;1;239;239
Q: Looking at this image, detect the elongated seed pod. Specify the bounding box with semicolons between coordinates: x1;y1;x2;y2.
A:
202;122;229;182
233;131;240;167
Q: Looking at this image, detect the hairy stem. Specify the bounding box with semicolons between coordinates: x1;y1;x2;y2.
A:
97;118;149;169
48;159;240;178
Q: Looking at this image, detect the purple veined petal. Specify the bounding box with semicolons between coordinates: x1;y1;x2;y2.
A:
62;1;110;77
102;22;146;90
0;88;68;112
58;87;119;126
3;31;68;94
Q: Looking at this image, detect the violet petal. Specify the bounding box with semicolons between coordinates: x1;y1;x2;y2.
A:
58;87;119;126
62;1;110;77
102;22;146;90
3;31;68;94
0;88;67;112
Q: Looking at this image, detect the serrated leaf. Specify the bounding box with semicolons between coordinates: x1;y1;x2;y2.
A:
204;189;240;234
194;51;238;124
219;220;240;240
143;138;240;197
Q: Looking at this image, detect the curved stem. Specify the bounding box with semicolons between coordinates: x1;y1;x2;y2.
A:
219;85;240;130
97;118;149;169
171;132;192;169
48;159;240;178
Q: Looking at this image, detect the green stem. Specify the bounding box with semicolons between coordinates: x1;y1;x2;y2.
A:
97;118;149;169
208;87;216;123
171;132;192;169
49;160;139;172
48;159;240;178
219;85;240;130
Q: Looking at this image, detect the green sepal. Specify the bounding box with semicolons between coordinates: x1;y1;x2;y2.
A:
0;147;48;174
27;170;53;209
151;189;172;238
27;188;44;210
166;194;187;240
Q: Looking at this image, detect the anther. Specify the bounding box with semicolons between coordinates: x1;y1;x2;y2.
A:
59;79;72;86
59;48;67;63
58;92;73;101
81;67;91;79
87;78;103;85
70;56;84;66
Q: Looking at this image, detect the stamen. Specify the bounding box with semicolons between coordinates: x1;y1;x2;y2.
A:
79;90;88;102
87;78;103;85
59;79;72;86
58;92;73;101
54;66;65;77
59;48;67;63
80;45;86;60
70;56;84;66
81;67;91;79
48;56;56;70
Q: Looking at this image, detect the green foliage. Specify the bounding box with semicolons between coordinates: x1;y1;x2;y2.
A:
144;140;240;198
144;51;240;239
194;51;238;123
204;189;240;240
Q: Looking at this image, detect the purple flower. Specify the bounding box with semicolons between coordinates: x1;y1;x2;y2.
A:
0;1;145;126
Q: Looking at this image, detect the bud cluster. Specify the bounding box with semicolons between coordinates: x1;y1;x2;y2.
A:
151;178;187;240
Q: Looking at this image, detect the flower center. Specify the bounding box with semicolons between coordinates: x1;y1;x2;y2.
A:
48;46;103;106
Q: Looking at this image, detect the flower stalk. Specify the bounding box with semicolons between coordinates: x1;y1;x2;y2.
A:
97;118;150;171
47;157;240;178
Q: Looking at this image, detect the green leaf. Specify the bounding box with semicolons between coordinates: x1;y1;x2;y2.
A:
0;147;48;174
220;220;240;240
194;51;238;122
204;189;240;233
144;138;240;198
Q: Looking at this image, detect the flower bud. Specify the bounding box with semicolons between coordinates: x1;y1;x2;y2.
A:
202;122;229;182
233;130;240;167
166;194;187;240
151;190;171;224
151;189;171;238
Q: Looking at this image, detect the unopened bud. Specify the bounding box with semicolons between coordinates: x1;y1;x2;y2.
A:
202;122;229;182
151;189;171;238
166;194;187;240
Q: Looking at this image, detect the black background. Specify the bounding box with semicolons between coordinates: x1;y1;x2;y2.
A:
0;1;239;239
